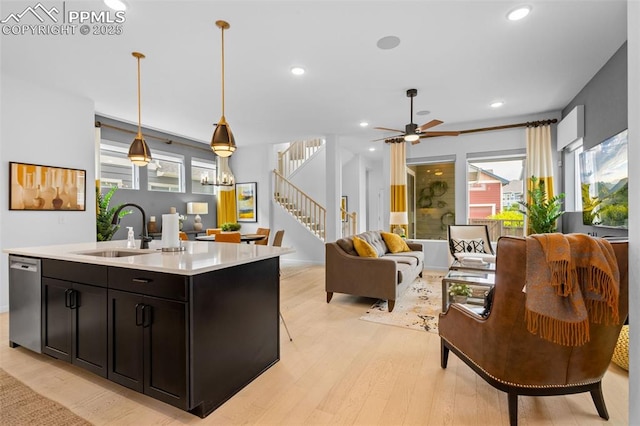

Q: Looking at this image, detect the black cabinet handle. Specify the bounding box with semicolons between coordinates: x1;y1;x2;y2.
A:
64;289;72;308
132;278;152;284
142;305;153;328
135;303;144;326
69;289;78;309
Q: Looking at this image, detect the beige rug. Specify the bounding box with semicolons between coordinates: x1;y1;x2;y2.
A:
359;271;445;334
0;368;92;426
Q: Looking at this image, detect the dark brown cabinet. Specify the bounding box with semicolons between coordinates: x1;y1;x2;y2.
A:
107;271;188;410
107;290;188;409
34;256;281;418
41;277;108;377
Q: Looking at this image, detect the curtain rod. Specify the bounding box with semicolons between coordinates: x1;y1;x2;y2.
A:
458;118;558;135
95;121;213;153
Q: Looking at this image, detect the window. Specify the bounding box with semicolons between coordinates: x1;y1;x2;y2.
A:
99;141;138;189
409;161;455;240
467;157;525;241
147;150;184;192
191;158;216;195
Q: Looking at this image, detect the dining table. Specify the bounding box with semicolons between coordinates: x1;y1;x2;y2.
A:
195;234;267;244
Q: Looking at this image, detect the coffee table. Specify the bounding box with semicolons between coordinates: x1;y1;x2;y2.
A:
442;269;495;312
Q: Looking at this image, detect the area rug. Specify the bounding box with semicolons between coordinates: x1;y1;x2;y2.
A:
0;368;92;426
359;271;445;334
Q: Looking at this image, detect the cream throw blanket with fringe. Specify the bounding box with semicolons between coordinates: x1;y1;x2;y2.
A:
525;233;619;346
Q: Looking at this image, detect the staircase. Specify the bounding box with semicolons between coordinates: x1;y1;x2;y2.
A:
273;169;326;241
278;138;324;177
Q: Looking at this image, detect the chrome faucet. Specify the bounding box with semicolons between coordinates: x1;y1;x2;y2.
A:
111;203;153;249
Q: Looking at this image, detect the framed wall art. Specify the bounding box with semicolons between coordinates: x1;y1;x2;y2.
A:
341;196;348;222
9;162;86;211
236;182;257;222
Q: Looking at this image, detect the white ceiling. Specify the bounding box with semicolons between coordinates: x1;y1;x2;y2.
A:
0;1;628;158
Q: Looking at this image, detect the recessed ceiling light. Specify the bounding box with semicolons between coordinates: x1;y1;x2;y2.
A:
416;110;431;116
369;147;376;152
360;121;369;127
104;0;127;11
377;35;401;50
490;101;505;108
507;5;531;21
290;66;305;76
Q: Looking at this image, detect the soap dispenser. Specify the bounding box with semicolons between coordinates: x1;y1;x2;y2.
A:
126;227;136;248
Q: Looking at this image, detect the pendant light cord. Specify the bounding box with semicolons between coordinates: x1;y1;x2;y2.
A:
137;55;142;137
220;25;225;117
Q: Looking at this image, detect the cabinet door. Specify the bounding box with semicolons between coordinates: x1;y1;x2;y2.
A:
42;277;71;361
143;296;188;410
108;289;144;392
72;283;107;377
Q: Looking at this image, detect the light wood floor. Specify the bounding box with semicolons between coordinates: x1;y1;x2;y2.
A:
0;263;629;425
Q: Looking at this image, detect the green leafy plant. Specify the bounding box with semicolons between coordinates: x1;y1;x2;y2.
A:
518;176;565;234
449;283;472;297
221;222;241;232
96;186;131;241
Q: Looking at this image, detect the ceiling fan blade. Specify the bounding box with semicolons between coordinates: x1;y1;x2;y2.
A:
373;126;405;133
417;119;443;132
420;131;461;138
410;139;421;145
371;134;404;142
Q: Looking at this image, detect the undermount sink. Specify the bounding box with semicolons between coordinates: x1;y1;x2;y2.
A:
74;249;155;258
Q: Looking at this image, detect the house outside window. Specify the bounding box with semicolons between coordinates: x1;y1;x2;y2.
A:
147;150;184;192
467;157;525;241
99;141;139;189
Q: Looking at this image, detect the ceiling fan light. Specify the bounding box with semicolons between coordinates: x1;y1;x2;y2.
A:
128;136;152;166
404;133;419;142
211;119;237;157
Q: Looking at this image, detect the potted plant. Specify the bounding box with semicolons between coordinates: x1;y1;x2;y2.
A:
96;186;131;241
449;283;473;304
221;222;241;232
518;176;565;234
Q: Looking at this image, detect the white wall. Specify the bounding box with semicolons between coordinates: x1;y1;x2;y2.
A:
627;1;639;422
289;146;326;205
0;74;96;312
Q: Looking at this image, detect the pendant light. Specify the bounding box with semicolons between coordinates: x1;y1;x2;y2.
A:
128;51;152;166
210;20;237;158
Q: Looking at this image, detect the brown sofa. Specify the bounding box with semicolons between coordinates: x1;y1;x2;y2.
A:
439;236;629;425
325;230;424;312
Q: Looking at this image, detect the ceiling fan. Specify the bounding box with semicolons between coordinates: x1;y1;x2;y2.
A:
373;89;460;144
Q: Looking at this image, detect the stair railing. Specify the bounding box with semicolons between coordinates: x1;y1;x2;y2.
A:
273;169;326;241
340;207;357;237
277;138;324;177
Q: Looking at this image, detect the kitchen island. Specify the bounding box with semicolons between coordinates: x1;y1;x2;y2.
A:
4;240;294;418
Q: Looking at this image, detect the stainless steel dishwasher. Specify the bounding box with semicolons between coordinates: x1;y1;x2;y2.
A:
9;255;42;353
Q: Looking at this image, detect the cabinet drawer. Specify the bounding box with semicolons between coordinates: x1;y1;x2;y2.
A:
42;259;108;287
108;268;188;301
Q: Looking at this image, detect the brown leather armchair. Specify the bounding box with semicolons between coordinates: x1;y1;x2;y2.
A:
439;236;628;426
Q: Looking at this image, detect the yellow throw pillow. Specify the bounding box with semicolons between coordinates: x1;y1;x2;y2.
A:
353;236;378;258
381;232;411;253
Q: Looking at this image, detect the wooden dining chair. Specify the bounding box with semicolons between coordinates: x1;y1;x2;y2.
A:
178;231;189;241
255;227;270;245
206;228;222;236
215;232;241;243
272;230;285;247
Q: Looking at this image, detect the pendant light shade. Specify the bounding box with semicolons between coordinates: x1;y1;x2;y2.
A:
129;51;152;166
211;20;237;157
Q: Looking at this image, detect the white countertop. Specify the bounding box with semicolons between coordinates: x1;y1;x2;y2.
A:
4;240;295;276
